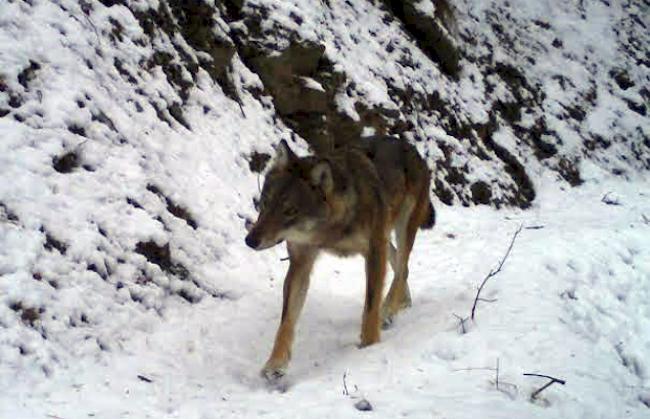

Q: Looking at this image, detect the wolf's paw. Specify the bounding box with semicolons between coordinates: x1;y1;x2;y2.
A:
261;359;288;381
260;366;290;392
358;334;380;348
381;315;394;330
261;365;285;380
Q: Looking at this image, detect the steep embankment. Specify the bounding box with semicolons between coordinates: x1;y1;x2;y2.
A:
0;0;648;417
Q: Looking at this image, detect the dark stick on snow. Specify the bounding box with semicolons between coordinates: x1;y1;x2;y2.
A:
137;374;153;383
471;224;523;321
453;313;468;334
342;371;349;396
496;358;500;390
523;373;566;399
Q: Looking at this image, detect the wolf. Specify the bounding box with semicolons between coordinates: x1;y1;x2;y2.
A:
245;136;435;380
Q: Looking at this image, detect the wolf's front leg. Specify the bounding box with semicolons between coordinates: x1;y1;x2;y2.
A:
360;234;387;347
262;244;317;380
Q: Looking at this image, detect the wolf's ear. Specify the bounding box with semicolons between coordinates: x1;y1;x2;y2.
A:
310;161;334;196
273;139;295;169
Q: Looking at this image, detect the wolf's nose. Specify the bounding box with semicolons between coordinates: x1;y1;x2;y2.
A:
245;234;260;249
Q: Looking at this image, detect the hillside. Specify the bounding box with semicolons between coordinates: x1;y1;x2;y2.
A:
1;0;649;418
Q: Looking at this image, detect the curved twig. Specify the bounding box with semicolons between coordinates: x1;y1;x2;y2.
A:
471;224;523;320
523;373;566;399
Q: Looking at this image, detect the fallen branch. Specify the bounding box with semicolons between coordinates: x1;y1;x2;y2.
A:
137;374;153;383
642;214;649;225
523;373;566;400
471;224;523;321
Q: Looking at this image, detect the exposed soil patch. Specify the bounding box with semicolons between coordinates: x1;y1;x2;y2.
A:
53;151;80;174
146;184;198;229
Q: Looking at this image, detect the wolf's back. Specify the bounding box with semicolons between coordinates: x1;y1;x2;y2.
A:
356;136;435;229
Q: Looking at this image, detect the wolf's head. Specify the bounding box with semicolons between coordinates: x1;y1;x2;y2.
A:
245;140;334;250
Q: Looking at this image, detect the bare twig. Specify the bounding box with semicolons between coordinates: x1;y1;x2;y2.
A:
523;373;566;382
642;214;649;225
452;366;497;372
280;256;289;261
523;373;566;400
524;225;545;230
453;313;469;334
137;374;153;383
342;371;358;396
477;297;498;303
454;361;516;397
471;224;523;321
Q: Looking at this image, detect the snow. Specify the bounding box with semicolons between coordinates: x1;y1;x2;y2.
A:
299;76;325;92
414;0;436;16
3;176;649;419
1;0;649;418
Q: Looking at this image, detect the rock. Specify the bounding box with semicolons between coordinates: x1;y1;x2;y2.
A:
354;398;373;411
471;181;493;205
381;0;460;77
609;68;634;90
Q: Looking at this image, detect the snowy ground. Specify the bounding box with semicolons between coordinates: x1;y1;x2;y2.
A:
3;169;649;419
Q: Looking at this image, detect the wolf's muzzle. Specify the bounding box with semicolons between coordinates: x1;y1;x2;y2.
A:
245;233;260;249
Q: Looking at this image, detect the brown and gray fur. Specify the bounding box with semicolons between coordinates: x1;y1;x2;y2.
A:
245;136;434;380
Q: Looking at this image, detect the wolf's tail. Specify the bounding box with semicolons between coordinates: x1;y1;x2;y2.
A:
420;200;436;229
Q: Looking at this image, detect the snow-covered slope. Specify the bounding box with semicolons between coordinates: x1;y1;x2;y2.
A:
1;0;649;417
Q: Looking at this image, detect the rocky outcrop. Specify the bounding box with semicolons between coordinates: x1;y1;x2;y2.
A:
53;0;650;207
381;0;460;78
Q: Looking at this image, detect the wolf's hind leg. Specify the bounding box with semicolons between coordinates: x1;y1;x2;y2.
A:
382;200;419;326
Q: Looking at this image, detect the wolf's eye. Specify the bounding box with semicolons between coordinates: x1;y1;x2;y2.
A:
284;206;298;218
